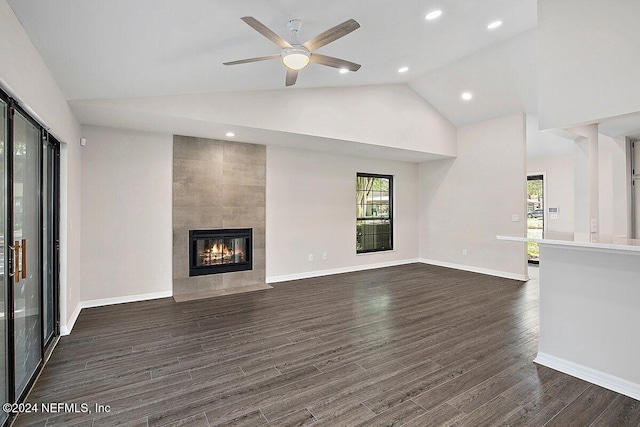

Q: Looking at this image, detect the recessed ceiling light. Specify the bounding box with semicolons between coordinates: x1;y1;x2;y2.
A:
225;132;235;137
487;20;502;30
461;92;473;101
339;68;349;74
398;67;409;73
425;10;442;20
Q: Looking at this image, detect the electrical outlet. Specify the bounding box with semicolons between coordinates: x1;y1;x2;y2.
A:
322;253;327;260
512;214;520;222
308;254;313;262
462;249;468;256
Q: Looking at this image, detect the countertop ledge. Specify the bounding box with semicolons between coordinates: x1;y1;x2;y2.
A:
497;232;640;253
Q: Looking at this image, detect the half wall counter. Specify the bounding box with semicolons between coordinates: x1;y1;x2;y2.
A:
497;232;640;401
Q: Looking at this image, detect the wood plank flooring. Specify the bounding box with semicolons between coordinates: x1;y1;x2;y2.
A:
13;263;640;426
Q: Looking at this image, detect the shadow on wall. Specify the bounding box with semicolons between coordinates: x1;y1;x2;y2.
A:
419;158;456;205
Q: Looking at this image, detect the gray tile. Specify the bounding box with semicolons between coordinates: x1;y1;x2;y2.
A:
173;138;266;296
172;277;193;295
223;141;265;166
197;275;225;292
251;228;266;249
223;162;266;186
172;251;188;279
174;275;226;297
174;135;223;161
222;207;265;229
222;269;265;288
222;185;265;208
251;249;266;271
173;207;223;230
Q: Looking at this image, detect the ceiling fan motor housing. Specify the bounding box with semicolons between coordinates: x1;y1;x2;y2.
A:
286;19;303;36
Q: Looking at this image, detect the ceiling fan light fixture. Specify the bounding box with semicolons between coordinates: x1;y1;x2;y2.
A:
282;48;310;70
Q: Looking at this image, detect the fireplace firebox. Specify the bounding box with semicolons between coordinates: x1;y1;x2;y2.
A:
189;228;252;276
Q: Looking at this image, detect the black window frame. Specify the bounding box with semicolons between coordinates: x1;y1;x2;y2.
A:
356;172;394;254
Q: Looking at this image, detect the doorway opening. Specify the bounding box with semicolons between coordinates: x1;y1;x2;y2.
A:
527;174;544;263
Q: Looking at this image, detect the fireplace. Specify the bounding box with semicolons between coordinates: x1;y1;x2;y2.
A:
189;228;252;276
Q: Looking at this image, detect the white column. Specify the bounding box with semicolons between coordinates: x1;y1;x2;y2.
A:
568;124;599;234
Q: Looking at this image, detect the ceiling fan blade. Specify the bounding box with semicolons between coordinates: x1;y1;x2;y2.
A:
223;55;281;66
303;19;360;51
286;69;298;87
241;16;292;49
310;54;361;71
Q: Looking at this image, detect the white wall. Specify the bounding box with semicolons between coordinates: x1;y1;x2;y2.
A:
537;245;640;399
0;0;82;332
569;125;600;235
527;133;630;237
598;134;630;237
410;29;538;128
526;115;574;159
419;114;527;280
538;0;640;130
70;84;458;158
527;155;575;233
526;115;576;233
80;126;172;302
61;134;82;333
266;146;419;281
0;0;79;144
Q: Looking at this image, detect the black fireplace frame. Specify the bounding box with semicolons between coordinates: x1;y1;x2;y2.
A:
189;228;253;276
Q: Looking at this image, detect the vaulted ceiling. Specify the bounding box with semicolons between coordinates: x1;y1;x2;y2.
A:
8;0;538;127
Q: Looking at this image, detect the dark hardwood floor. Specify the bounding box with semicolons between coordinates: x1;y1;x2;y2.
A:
14;264;640;426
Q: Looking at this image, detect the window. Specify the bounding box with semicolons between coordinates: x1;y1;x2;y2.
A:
356;173;393;253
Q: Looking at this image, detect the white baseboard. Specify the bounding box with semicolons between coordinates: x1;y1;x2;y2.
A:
81;291;173;309
60;291;173;336
60;302;82;336
534;352;640;401
419;258;528;281
266;258;421;283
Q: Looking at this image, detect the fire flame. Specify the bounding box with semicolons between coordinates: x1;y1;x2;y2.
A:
199;242;245;265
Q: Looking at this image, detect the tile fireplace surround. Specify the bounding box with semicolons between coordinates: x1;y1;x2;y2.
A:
172;135;269;302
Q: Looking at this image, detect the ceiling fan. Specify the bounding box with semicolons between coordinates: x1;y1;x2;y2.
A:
224;17;362;87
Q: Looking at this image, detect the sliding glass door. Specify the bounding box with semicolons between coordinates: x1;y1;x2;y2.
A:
42;137;58;348
0;98;8;427
12;111;42;398
0;89;60;425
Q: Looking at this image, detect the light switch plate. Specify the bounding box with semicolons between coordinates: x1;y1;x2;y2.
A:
512;215;520;222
